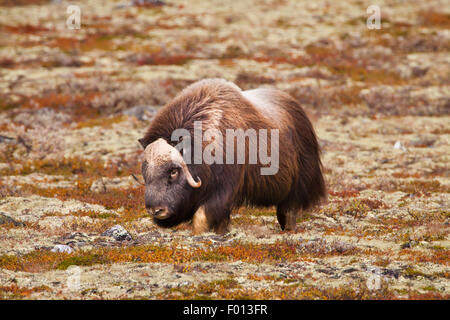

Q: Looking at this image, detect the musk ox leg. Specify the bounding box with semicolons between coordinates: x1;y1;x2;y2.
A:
276;203;298;231
213;211;230;235
192;205;231;235
201;187;234;234
192;206;209;235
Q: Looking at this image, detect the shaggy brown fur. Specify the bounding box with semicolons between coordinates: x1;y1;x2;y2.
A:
139;79;326;233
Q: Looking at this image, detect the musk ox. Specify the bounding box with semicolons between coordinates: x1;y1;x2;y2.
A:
138;78;326;234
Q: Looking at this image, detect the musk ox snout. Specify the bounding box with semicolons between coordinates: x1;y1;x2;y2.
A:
144;190;169;219
146;205;170;220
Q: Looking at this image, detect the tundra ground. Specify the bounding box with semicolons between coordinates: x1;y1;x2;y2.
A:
0;0;448;299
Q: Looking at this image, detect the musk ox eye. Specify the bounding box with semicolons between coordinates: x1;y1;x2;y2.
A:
169;168;179;179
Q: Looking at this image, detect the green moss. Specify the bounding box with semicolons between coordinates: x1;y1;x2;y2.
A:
0;101;20;111
343;199;370;218
56;254;107;270
208;278;241;289
0;254;18;269
422;285;438;292
297;211;316;222
403;267;428;279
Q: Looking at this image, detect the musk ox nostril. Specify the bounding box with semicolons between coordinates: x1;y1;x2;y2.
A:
149;206;169;219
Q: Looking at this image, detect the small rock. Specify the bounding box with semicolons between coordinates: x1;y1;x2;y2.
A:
0;213;25;227
51;244;73;254
178;281;191;287
132;0;166;6
0;135;15;143
408;135;436;148
343;267;358;273
317;268;335;275
400;242;411;249
393;141;407;152
400;241;418;249
102;225;132;241
382;269;401;279
122;105;158;121
61;232;93;247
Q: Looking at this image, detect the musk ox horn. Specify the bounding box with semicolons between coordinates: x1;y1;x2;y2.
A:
181;162;201;188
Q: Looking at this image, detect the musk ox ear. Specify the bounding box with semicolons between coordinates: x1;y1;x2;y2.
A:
138;138;146;149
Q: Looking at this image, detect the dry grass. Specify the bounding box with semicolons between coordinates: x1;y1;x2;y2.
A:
0;284;52;299
0;0;49;6
419;11;450;28
156;281;412;300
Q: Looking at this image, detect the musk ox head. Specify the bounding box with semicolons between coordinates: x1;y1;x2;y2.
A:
140;138;201;227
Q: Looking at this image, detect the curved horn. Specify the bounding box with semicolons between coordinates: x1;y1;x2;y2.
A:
181;163;202;188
